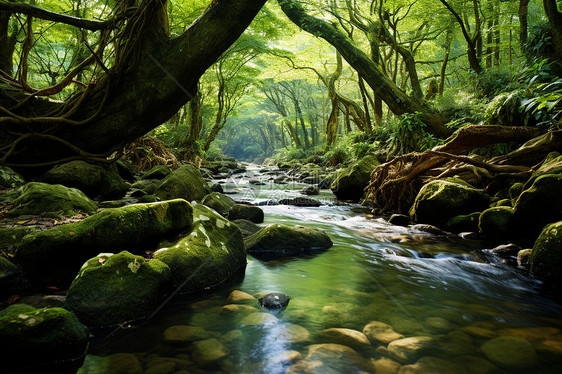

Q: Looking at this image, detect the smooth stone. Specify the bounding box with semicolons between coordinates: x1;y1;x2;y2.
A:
398;356;468;374
388;336;435;364
363;321;404;345
457;355;499;374
481;336;537;369
389;214;410;226
264;350;303;366
259;292;291;310
287;343;372;374
425;317;456;332
462;326;498;339
497;327;560;341
221;304;259;314
191;338;230;368
227;290;256;304
220;329;244;344
370;357;401;374
163;325;215;346
240;312;278;327
277;323;311;343
318;328;371;350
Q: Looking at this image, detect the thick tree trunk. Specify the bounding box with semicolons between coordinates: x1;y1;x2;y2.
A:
278;0;451;139
519;0;530;48
543;0;562;63
0;0;267;167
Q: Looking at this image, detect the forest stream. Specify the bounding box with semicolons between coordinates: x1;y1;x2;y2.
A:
80;165;562;374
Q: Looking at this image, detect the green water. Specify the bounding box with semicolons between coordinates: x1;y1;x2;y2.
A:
82;166;562;374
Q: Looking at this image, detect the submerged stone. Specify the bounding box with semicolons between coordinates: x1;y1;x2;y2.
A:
65;251;171;327
363;321;404;345
481;336;537;369
318;328;371;350
16;199;192;285
387;336;435;363
287;344;372;374
0;304;89;373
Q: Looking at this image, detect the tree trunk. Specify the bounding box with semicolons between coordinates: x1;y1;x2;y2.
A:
278;0;451;139
183;87;203;162
519;0;530;48
1;0;267;167
544;0;562;63
0;10;15;74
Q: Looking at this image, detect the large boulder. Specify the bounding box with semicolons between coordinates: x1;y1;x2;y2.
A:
228;204;264;223
0;304;89;373
65;251;171;327
154;164;210;202
0;166;25;188
43;160;128;199
530;221;562;286
330;155;380;201
479;207;515;241
513;174;562;242
410;180;490;227
481;336;537;370
202;192;236;217
16;199;192;284
153;204;246;292
231;219;261;237
5;182;97;217
446;212;480;233
245;224;332;260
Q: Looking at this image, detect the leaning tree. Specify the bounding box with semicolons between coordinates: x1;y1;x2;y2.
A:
0;0;267;168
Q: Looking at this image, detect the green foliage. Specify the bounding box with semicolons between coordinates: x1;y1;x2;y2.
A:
470;70;517;98
520;79;562;128
523;23;554;61
484;90;532;126
376;112;442;156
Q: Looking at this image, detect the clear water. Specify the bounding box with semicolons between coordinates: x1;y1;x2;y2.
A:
81;165;562;373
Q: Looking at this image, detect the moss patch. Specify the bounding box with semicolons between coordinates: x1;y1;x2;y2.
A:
331;156;380;202
155;164;211;202
202;192;236;217
530;221;562;286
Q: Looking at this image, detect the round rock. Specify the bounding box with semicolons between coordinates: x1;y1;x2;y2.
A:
259;292;291;310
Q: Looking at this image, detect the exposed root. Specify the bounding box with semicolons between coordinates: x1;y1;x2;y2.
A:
123;136;178;171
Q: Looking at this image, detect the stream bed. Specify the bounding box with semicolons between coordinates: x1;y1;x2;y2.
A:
81;165;562;374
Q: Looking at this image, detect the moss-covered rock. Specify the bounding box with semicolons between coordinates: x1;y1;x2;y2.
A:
481;336;537;370
130;179;160;196
43;160;128;199
529;152;562;184
232;219;261;237
446;212;481;233
154;164;210;202
0;256;21;295
65;251;170;327
0;304;89;372
0;166;25;188
77;353;143;374
331;155;380;202
0;226;38;252
202;192;236;217
153;204;246;292
141;165;172;180
410;180;490;227
6;182;97;217
509;182;524;203
479;207;515;241
16;199;192;285
245;224;332;260
513;174;562;242
484;90;529;126
530;221;562;286
228;204;264;223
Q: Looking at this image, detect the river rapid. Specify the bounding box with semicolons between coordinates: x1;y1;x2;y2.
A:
81;164;562;374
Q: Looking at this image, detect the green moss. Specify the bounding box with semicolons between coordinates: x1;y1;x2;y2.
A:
509;182;524;203
479;207;515;241
8;182;97;217
0;166;25;188
446;212;481;233
153;204;245;292
0;226;38;252
155;164;211;202
141;165;172;180
65;251;170;327
0;304;89;371
530;221;562;285
202;192;236;217
16;199;192;284
331;155;380;201
410;180;490;227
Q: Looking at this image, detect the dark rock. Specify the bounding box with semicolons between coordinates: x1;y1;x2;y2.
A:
228;204;264;223
154;164;211;202
410;180;490;228
141;165;172;180
154;204;246;292
140;194;160;203
481;336;537;370
530;221;562;286
509;182;524;202
411;224;447;236
16;199;192;285
389;214;410;226
0;257;22;296
130;179;159;195
0;304;89;373
249;179;266;186
115;160;135;181
202;192;236;217
245;224;332;259
517;249;532;269
300;185;319;195
255;199;279;206
279;197;322;207
210;183;224;193
446;212;481;233
259;292;290;310
65;251;171;327
318;178;332;190
331;156;380;202
43;160;128;199
479;207;515;241
0;166;25;188
232;219;261;237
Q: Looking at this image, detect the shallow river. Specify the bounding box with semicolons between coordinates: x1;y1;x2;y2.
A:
81;165;562;373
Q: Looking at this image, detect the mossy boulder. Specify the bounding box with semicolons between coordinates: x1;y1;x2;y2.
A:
479;207;515;241
530;221;562;286
153;204;246;292
154;164;210;202
484;90;528;126
0;166;25;188
509;182;524;202
141;165;172;180
0;226;38;252
331;155;380;202
43;160;128;199
130;179;160;196
232;219;261;237
202;192;236;217
409;180;490;227
6;182;97;217
513;174;562;242
65;251;171;327
481;336;537;370
0;304;89;373
245;224;332;260
228;204;264;223
446;212;481;233
16;199;192;285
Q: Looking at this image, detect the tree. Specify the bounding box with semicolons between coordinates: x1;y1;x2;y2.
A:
543;0;562;63
0;0;267;167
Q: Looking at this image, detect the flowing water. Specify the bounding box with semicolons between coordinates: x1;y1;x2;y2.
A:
81;165;562;374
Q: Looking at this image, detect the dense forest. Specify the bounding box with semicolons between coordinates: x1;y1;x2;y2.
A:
2;1;562;373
